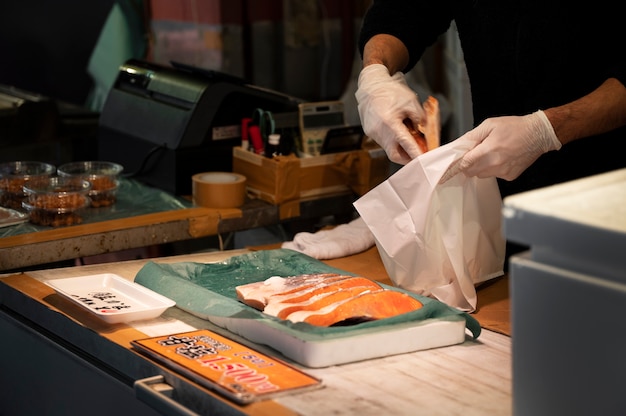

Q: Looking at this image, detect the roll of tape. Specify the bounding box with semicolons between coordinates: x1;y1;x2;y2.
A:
192;172;247;208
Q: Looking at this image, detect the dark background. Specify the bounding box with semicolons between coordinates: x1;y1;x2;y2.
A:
0;1;115;105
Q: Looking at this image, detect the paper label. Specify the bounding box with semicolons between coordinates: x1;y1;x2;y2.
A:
212;124;240;140
132;329;322;404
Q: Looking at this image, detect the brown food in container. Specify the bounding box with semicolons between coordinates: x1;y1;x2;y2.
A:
57;161;123;207
22;176;91;227
0;161;56;210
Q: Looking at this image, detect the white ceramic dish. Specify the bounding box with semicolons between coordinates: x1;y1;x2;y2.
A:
46;273;176;324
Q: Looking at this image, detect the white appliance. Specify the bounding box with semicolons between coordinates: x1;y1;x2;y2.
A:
503;168;626;416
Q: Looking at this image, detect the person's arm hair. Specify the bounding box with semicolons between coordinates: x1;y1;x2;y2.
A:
544;78;626;145
362;34;410;74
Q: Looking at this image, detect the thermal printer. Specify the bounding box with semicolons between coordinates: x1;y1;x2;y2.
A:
97;59;301;195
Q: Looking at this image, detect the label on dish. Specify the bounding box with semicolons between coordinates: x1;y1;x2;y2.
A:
46;274;176;324
69;290;134;314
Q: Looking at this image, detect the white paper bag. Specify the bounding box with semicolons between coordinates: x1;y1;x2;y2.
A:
353;139;505;312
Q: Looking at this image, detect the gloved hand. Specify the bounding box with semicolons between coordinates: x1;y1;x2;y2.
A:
355;64;426;165
440;110;562;183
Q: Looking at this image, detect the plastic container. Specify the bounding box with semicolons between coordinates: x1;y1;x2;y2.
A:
45;273;176;324
57;161;123;207
0;161;56;210
22;176;91;227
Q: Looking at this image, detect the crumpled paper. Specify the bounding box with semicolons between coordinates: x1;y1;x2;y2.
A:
353;139;505;312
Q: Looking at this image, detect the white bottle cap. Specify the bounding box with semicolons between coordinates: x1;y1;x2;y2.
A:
268;134;281;145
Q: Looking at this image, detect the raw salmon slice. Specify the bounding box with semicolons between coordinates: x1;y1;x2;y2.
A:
236;274;423;327
403;95;440;153
420;95;441;152
267;276;382;305
286;290;423;326
236;273;346;310
266;284;384;319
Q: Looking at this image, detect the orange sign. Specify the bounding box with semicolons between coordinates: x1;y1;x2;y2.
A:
132;329;322;404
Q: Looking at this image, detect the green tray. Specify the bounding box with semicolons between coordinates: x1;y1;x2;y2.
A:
135;249;480;367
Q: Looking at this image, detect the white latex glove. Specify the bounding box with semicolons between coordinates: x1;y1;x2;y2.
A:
281;217;375;260
440;110;562;183
355;64;426;165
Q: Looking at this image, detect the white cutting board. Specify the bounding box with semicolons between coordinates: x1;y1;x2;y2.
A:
198;310;466;368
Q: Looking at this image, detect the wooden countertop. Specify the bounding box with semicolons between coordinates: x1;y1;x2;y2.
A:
0;190;358;272
0;202;249;271
0;247;512;415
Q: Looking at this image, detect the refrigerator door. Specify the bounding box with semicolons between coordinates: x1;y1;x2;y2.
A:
504;168;626;416
510;254;626;416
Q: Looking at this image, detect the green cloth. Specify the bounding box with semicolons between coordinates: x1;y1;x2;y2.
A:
135;249;481;340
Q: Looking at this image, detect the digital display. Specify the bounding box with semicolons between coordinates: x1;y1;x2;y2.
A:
302;112;344;129
321;126;364;154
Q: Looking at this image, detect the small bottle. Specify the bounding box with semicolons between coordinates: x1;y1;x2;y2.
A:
264;134;281;158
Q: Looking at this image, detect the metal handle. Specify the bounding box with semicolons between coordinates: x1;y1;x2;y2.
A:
134;375;200;416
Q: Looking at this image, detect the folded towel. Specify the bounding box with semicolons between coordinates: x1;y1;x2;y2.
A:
282;217;375;260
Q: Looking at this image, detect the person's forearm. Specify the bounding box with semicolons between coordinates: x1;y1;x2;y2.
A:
362;34;410;74
544;78;626;145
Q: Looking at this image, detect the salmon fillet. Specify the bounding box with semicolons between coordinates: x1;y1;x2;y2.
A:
235;273;347;310
264;278;384;319
236;274;423;327
288;290;424;326
266;276;381;305
403;95;441;153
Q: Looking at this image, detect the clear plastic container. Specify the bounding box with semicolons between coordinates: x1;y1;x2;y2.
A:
22;176;91;227
0;161;56;210
57;161;123;207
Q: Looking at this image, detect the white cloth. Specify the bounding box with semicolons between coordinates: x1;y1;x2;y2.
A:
281;217;375;260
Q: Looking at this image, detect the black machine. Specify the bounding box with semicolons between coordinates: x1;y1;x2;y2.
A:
97;59;301;195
